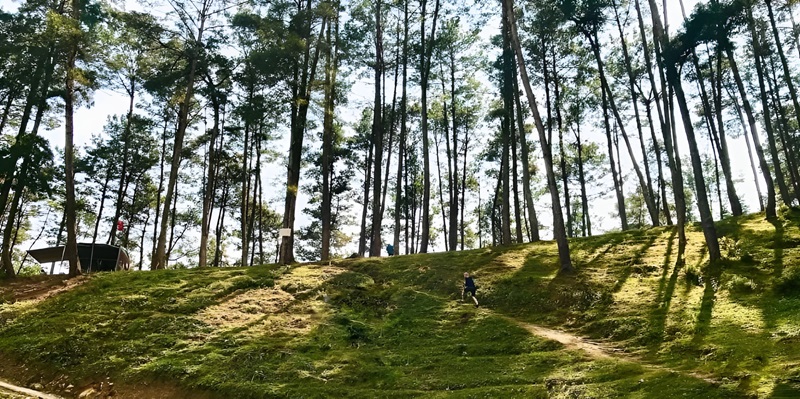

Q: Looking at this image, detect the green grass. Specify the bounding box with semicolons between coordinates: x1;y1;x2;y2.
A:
4;210;800;397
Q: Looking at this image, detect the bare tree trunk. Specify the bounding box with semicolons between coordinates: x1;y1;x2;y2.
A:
460;132;470;249
709;47;743;216
765;0;800;133
646;0;687;264
419;0;441;253
358;145;373;256
725;83;764;212
434;128;448;249
393;0;409;255
613;0;658;226
511;58;539;241
152;113;170;265
505;0;572;272
109;87;135;246
199;97;220;268
587;31;655;228
510;113;523;243
666;54;721;263
574;124;591;236
279;11;327;264
448;51;459;251
500;24;514;245
726;46;776;218
154;2;208;270
766;53;800;202
321;11;337;261
747;6;791;207
635;0;671;225
369;1;384;257
600;70;628;230
64;0;82;276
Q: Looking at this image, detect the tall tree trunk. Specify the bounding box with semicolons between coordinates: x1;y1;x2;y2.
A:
358;145;373;256
369;0;384;257
138;209;150;270
500;24;513;245
153;6;208;270
765;0;800;133
725;83;764;212
574;124;591;236
199;97;220;268
419;0;441;253
279;12;328;264
109;86;135;246
0;57;46;220
666;56;721;263
393;0;409;256
434;127;449;249
321;10;338;261
599;66;628;230
448;51;459;251
152;113;170;265
460;131;470;249
765;51;800;201
64;0;82;277
747;7;792;208
510;110;523;243
587;31;655;228
511;58;539;241
646;0;687;264
725;45;776;218
709;48;743;216
613;0;658;226
504;0;572;272
242;104;251;268
0;163;26;277
635;0;672;225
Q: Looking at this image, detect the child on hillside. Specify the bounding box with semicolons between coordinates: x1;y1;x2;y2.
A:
462;272;479;307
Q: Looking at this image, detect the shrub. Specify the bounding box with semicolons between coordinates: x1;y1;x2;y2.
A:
726;275;758;294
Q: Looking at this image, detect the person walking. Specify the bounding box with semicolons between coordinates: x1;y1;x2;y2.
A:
462;272;479;307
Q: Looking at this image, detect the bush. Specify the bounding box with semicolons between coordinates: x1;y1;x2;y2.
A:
726;275;759;294
776;267;800;296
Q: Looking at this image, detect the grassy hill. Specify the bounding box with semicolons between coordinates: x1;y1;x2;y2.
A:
2;209;800;398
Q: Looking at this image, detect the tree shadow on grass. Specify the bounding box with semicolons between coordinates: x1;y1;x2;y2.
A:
769;382;800;399
611;231;661;293
768;217;786;281
648;229;680;344
691;258;722;344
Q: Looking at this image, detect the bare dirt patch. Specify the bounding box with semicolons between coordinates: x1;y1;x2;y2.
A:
0;275;89;304
198;287;296;330
194;265;346;341
505;315;720;384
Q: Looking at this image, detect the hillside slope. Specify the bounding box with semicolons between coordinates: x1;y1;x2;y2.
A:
2;210;800;398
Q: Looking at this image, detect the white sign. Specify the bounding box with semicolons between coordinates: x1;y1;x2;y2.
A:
278;228;292;237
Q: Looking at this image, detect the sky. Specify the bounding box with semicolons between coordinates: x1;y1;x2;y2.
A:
2;0;771;266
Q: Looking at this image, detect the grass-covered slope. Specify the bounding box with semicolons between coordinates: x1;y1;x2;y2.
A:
2;209;800;398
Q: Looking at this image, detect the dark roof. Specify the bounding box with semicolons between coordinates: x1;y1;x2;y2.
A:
27;243;130;272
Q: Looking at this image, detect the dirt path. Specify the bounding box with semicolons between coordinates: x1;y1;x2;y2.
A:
0;275;88;304
507;317;618;359
0;379;62;399
501;315;719;384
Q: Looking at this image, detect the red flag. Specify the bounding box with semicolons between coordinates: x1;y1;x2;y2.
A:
117;220;124;231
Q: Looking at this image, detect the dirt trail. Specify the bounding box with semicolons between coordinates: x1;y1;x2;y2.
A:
0;276;88;305
501;315;719;384
0;379;62;399
509;318;618;359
